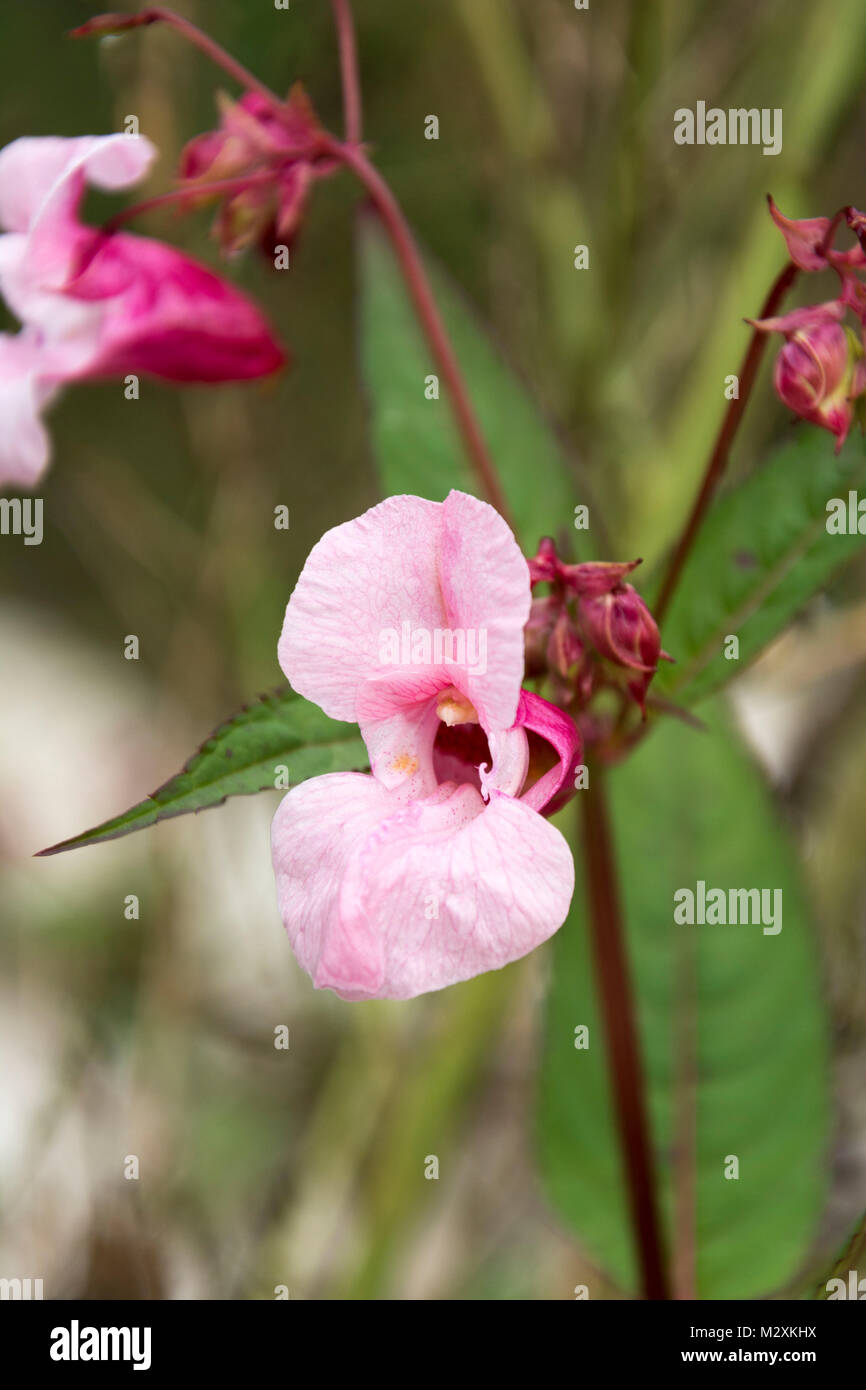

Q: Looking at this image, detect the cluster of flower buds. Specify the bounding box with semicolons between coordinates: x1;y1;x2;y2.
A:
525;538;671;719
179;86;339;258
751;198;866;449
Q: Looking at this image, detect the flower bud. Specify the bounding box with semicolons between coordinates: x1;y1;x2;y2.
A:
527;536;559;585
547;610;583;679
577;583;666;715
751;303;862;450
179;86;334;259
775;321;846;408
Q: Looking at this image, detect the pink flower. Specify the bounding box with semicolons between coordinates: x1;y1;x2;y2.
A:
0;133;285;488
271;491;579;1001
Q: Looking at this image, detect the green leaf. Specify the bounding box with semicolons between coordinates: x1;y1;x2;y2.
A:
358;214;590;554
38;688;368;855
539;708;830;1298
653;430;866;704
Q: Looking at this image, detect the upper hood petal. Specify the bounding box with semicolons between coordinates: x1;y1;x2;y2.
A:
279;489;530;728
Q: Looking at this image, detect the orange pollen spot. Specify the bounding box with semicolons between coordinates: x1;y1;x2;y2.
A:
390;753;419;775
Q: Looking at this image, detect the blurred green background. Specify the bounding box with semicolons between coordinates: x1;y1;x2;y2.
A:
2;0;866;1299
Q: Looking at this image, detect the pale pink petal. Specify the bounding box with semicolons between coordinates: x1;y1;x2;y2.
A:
439;490;531;729
354;679;442;792
0;226;107;346
279;491;530;727
479;724;529;800
0;333;58;489
0;134;156;238
271;773;575;1000
271;771;399;998
0;134;156;347
279;494;447;721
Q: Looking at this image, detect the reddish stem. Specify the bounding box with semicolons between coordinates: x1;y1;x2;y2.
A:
580;771;670;1300
330;0;363;144
654;260;798;623
102;170;279;232
330;137;513;525
72;8;283;108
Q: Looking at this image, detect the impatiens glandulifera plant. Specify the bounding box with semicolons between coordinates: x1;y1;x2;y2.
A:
24;5;866;1300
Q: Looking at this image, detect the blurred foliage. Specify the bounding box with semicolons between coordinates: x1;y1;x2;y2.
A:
541;710;829;1298
40;690;368;854
654;431;866;705
2;0;866;1300
358;214;592;555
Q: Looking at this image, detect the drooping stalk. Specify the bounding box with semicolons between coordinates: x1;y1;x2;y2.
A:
72;8;284;108
579;769;670;1300
329;137;513;526
78;5;513;525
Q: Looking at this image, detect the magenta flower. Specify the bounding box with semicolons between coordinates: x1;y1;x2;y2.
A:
271;491;579;1001
0;133;285;488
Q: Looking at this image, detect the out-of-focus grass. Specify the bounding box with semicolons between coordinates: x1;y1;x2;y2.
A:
1;0;865;1299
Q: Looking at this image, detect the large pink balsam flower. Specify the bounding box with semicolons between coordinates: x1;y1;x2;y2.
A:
0;133;285;488
272;490;579;1001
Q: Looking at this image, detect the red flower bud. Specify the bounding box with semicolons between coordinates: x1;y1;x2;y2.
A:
547;609;583;679
578;584;667;715
527;536;559;585
751;302;862;450
522;537;670;715
179;86;335;258
775;321;847;409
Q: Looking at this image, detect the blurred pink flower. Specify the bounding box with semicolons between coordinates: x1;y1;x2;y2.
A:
179;86;336;257
0;133;285;488
272;490;578;1001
